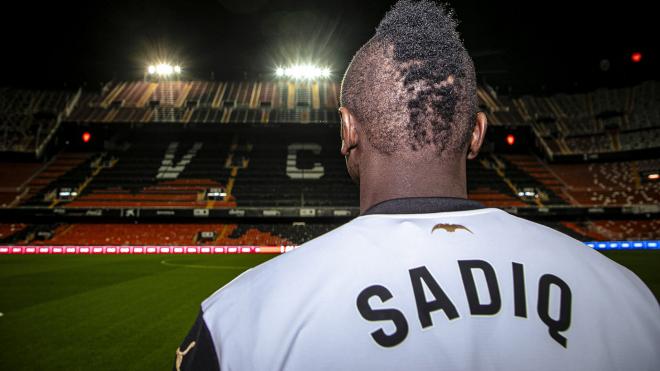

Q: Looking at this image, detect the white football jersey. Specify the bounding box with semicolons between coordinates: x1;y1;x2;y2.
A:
175;199;660;371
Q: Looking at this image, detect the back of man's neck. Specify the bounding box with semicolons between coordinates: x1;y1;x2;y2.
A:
358;155;467;213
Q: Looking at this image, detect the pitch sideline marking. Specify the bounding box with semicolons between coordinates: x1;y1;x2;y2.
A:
160;259;250;270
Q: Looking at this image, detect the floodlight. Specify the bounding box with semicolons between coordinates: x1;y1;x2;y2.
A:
156;63;173;75
147;63;182;76
275;64;332;80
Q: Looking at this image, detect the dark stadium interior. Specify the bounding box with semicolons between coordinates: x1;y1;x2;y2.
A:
0;79;658;245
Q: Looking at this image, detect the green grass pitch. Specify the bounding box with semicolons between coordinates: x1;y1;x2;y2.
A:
0;251;657;370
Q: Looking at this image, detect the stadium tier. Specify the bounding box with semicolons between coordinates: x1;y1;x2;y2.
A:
2;80;659;157
0;223;27;240
67;80;341;124
559;219;660;241
503;154;660;206
1;79;658;247
522;81;660;157
3;125;570;209
1;126;658;210
0;222;339;246
0;88;80;155
1;219;658;246
0;161;43;207
62;81;554;126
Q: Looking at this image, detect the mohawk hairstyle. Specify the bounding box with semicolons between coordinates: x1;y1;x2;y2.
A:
340;0;477;156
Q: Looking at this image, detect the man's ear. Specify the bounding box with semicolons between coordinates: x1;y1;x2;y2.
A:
467;112;488;160
339;107;359;156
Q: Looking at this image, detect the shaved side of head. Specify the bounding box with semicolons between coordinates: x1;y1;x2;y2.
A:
340;0;477;157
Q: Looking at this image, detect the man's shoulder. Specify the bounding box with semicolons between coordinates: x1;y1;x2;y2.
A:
502;212;657;305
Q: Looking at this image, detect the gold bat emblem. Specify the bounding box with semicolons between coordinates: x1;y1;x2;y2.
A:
175;341;196;371
431;223;473;234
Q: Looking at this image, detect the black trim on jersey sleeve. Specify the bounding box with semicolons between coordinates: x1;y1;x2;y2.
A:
173;310;220;371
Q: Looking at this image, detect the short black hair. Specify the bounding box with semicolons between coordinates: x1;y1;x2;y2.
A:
340;0;476;156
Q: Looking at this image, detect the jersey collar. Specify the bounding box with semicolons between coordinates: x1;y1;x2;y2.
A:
362;197;484;215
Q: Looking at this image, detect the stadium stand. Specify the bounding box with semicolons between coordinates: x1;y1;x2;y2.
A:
560;220;660;241
3;80;658;156
0;88;80;155
65;82;531;126
549;159;660;206
231;130;359;207
588;219;660;240
523;81;660;156
21;153;96;206
10;132;657;210
1;79;658;247
0;223;27;240
481;154;660;207
226;222;337;244
6;222;340;246
485;154;567;206
15;126;535;209
465;158;528;207
0;161;44;207
67;80;341;124
4;218;657;246
501;154;573;204
63;131;236;208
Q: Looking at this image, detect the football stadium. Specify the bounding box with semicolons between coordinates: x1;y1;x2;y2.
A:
0;0;658;369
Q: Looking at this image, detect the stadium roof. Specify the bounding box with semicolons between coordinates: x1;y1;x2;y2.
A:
2;0;657;94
